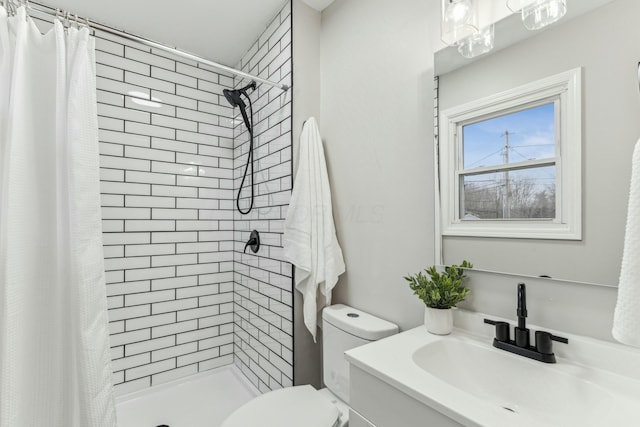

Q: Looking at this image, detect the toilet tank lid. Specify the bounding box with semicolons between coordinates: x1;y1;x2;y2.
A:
322;304;398;341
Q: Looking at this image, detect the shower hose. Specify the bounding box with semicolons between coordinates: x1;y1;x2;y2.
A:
236;95;254;215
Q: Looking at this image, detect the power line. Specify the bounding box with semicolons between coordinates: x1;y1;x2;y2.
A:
466;147;504;168
509;143;554;148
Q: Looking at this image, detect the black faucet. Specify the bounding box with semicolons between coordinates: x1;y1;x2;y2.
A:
484;283;568;363
515;283;529;347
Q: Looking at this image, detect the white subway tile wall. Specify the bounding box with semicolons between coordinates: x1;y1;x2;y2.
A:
93;26;240;396
96;31;243;395
232;2;294;393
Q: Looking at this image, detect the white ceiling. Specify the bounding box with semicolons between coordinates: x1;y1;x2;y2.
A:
300;0;335;11
37;0;289;66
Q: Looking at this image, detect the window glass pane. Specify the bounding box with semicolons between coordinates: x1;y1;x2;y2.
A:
462;103;556;169
461;166;556;220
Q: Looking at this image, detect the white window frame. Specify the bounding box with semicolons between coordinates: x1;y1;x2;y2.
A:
439;68;582;240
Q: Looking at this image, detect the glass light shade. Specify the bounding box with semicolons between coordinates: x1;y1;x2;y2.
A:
515;0;567;30
441;0;479;46
506;0;533;12
457;25;494;59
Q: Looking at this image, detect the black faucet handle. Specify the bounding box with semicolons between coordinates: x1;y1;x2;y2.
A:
495;322;510;342
484;319;511;342
551;334;568;344
535;331;569;355
535;331;553;354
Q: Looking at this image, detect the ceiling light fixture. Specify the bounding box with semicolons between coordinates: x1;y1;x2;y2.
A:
457;24;495;59
507;0;567;30
441;0;494;59
441;0;478;46
442;0;567;59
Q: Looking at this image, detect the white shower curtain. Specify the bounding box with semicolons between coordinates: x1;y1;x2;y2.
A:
0;6;116;427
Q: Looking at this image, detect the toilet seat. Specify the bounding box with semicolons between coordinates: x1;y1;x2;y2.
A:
221;385;341;427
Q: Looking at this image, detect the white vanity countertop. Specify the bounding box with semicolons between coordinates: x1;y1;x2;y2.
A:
345;311;640;427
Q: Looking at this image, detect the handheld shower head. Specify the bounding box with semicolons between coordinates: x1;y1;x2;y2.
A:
222;81;256;132
224;81;258;215
222;88;246;109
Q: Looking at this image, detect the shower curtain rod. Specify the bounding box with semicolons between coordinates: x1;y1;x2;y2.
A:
26;1;290;91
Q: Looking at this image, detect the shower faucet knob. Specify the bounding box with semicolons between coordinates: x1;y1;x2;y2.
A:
243;230;260;253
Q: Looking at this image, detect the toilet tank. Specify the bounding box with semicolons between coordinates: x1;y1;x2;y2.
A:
322;304;398;404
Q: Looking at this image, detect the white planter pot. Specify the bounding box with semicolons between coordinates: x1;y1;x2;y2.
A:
424;307;453;335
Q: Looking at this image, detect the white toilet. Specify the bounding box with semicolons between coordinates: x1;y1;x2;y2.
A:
221;304;398;427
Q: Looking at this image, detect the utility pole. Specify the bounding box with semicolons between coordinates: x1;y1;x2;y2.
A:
502;130;511;219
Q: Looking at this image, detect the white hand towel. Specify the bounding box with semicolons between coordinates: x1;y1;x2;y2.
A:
284;118;345;342
613;139;640;347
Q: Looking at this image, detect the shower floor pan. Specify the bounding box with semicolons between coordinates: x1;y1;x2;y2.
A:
116;365;259;427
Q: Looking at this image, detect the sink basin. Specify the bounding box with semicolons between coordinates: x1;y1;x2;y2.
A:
412;338;612;426
345;313;640;427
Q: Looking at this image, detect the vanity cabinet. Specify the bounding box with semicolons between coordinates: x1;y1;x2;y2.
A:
349;365;463;427
348;409;375;427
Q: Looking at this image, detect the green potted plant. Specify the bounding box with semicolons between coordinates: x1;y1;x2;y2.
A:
404;260;472;335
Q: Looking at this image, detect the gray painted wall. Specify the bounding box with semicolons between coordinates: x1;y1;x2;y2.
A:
319;0;437;332
292;0;323;389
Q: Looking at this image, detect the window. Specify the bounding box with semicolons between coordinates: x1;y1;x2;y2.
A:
439;68;581;239
461;102;557;220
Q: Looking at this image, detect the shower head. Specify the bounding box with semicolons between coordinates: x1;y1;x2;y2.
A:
223;88;245;109
223;81;256;132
